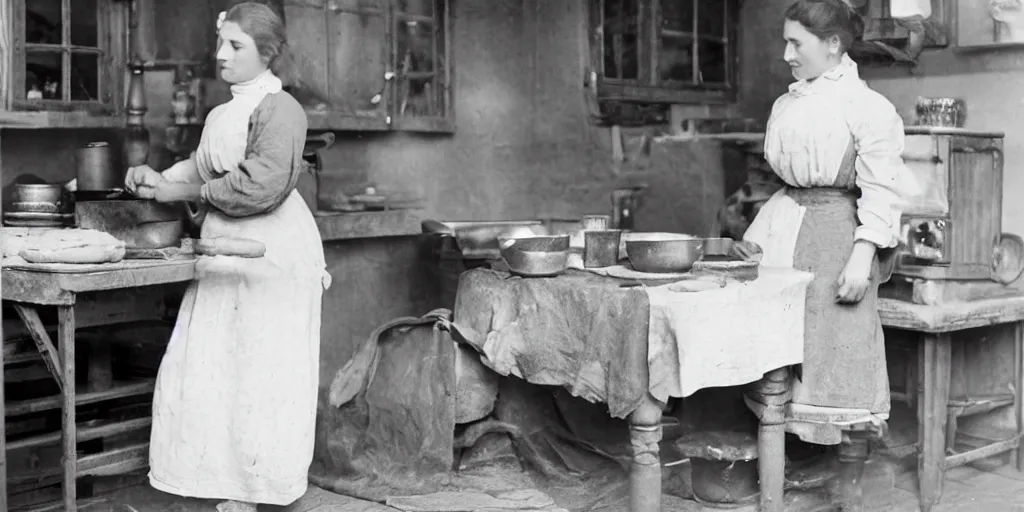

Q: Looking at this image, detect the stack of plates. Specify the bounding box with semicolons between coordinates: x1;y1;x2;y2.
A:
4;201;74;227
3;211;74;228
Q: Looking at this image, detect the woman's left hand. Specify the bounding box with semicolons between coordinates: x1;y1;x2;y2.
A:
836;241;877;304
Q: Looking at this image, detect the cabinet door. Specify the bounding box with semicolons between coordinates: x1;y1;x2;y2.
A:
285;0;331;108
325;0;390;124
9;0;119;112
138;0;220;69
390;0;452;132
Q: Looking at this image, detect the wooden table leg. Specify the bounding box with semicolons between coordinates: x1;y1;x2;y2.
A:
918;332;951;512
59;306;78;511
628;393;666;512
0;308;8;512
753;367;790;512
1014;322;1024;471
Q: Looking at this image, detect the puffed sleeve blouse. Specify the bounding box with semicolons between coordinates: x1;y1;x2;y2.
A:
763;53;920;249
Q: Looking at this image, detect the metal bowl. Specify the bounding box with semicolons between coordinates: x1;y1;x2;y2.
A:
11;201;65;214
499;237;570;277
496;234;570;253
626;233;704;273
12;184;66;207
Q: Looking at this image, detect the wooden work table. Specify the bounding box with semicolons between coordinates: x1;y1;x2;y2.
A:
879;294;1024;512
1;258;197;511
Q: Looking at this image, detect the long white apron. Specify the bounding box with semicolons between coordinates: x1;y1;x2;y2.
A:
148;72;329;505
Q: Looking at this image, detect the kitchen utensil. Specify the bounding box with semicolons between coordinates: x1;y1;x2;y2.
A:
3;213;74;228
125;246;190;260
497;234;570;252
4;212;74;221
76;142;119;191
915;97;966;128
76;199;186;249
702;237;736;258
582;214;610;231
12;183;65;206
424;220;546;260
691;258;759;282
584;229;621;268
75;188;129;201
992;233;1024;285
11;201;64;214
499;237;570;277
626;233;704;273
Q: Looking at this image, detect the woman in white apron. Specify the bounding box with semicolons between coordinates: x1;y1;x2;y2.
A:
124;3;328;511
742;0;918;509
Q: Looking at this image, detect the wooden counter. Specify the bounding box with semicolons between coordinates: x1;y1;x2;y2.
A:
314;210;423;241
1;258;198;511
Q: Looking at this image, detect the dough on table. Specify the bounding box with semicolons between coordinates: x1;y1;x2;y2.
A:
2;227;126;264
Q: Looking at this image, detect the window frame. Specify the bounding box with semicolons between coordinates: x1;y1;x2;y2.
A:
589;0;740;105
11;0;119;113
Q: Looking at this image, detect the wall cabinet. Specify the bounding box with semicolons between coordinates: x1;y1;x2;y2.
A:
0;0;128;128
588;0;740;105
286;0;453;132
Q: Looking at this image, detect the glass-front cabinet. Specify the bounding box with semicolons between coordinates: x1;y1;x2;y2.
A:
591;0;739;104
391;0;450;131
2;0;125;126
284;0;452;132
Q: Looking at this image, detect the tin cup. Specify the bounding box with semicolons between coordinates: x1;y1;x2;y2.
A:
582;214;610;231
584;229;622;268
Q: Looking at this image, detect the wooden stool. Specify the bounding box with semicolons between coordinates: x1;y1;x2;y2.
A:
879;297;1024;512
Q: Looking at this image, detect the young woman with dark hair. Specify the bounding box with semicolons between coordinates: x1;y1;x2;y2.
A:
741;0;918;509
124;3;328;511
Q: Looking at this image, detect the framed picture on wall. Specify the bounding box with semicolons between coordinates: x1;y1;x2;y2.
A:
957;0;1024;49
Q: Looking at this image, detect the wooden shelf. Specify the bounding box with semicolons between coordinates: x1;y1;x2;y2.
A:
7;417;152;451
5;380;155;417
0;111;124;130
315;209;424;241
78;442;149;477
306;110;389;132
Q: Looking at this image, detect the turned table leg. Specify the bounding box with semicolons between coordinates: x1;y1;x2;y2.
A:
749;367;790;512
918;332;951;512
628;393;666;512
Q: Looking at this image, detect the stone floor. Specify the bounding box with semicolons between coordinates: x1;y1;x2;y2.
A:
73;462;1024;512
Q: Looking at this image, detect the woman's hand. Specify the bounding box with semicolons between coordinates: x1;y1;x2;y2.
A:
731;240;764;263
836;241;878;304
125;165;164;196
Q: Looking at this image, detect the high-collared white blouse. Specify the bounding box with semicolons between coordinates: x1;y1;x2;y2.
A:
750;54;919;264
